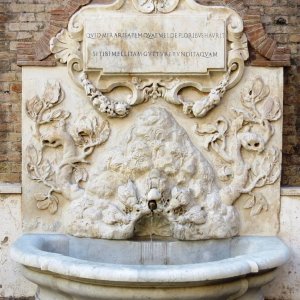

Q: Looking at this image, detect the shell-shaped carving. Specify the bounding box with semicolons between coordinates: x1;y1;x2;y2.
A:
50;29;81;64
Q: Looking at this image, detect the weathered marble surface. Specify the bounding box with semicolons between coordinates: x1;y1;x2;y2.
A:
0;192;35;298
65;107;238;240
10;233;290;300
50;0;248;119
6;189;300;299
263;190;300;300
22;66;283;238
21;0;281;240
10;1;289;299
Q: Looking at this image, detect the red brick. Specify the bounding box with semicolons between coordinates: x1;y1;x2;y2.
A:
10;83;22;93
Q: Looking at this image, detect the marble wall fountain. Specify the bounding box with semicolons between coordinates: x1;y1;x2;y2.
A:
11;0;290;299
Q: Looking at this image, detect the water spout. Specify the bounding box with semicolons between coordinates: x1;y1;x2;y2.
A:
148;200;157;212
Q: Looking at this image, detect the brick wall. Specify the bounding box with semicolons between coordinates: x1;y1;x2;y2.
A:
0;0;299;184
242;0;300;185
0;0;69;182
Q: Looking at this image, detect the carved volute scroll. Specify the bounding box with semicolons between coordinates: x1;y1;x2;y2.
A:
50;0;249;119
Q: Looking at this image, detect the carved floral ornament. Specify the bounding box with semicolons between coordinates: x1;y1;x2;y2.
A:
25;76;281;239
195;76;281;215
24;0;281;239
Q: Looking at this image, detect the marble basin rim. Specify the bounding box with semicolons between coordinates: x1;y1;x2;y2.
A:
11;234;289;286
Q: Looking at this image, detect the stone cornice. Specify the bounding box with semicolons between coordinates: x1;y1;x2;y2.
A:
0;183;22;194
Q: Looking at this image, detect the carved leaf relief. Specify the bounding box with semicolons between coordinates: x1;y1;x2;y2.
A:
195;77;282;207
65;108;239;240
244;193;268;216
25;81;111;214
74;166;88;184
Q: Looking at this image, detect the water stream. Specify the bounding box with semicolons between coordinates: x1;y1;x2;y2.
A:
150;211;153;261
140;211;168;265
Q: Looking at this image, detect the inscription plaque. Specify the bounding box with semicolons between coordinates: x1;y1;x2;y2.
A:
84;15;226;74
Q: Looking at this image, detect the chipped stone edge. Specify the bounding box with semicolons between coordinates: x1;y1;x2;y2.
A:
280;186;300;197
0;183;22;194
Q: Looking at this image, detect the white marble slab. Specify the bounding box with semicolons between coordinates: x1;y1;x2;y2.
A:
84;15;226;74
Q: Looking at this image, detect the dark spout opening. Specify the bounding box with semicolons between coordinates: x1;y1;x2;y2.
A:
148;200;157;212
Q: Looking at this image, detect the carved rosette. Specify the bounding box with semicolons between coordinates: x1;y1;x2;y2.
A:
132;0;180;13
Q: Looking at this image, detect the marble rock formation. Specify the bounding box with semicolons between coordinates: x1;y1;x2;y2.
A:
65;107;239;240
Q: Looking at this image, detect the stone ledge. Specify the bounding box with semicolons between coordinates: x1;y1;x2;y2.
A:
281;186;300;197
0;184;298;197
0;183;22;194
0;297;35;300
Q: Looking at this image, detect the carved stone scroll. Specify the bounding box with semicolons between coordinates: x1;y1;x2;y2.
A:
49;0;249;119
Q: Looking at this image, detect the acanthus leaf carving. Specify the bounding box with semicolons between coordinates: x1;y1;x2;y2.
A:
50;29;81;64
195;77;282;209
132;77;179;103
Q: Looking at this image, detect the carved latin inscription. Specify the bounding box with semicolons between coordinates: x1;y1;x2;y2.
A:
50;0;249;120
84;16;226;73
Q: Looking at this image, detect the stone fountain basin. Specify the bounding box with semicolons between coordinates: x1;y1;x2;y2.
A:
11;234;289;300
